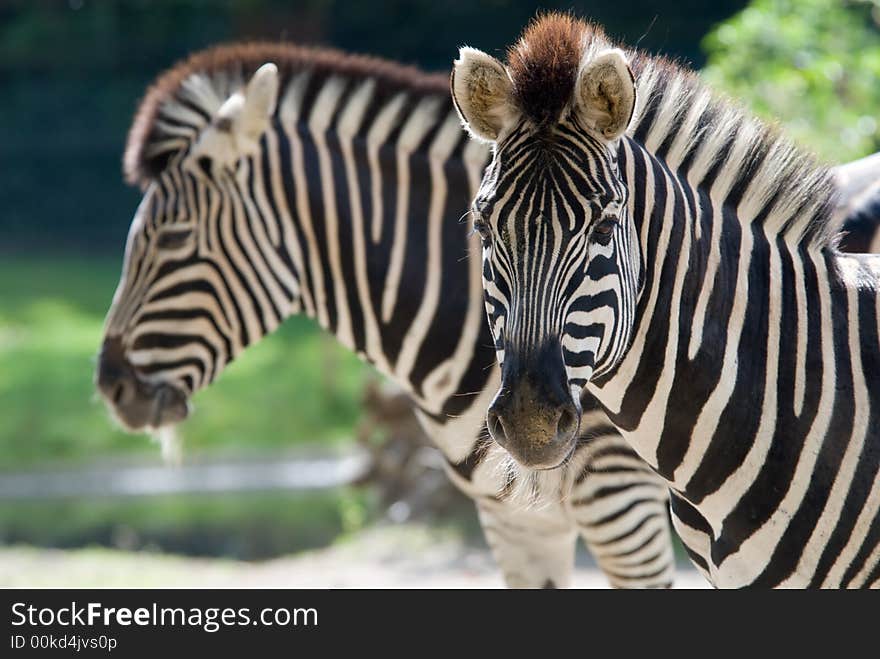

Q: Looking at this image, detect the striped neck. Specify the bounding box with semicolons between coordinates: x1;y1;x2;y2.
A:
588;116;880;587
259;70;493;416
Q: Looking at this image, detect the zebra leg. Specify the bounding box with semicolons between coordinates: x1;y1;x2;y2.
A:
576;508;675;588
668;491;714;584
566;432;677;589
475;498;577;588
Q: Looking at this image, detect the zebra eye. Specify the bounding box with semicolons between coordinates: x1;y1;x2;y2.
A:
196;157;212;177
156;227;194;250
592;216;617;239
473;217;492;242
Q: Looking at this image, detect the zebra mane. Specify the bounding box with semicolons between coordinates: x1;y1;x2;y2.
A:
124;42;449;187
506;13;839;250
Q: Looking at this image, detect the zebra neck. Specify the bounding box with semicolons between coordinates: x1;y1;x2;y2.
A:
264;72;494;416
591;138;880;585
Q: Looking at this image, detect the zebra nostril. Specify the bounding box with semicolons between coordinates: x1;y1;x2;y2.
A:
556;406;578;441
487;408;507;446
97;336;138;407
112;382;128;406
98;357;121;389
97;337;127;387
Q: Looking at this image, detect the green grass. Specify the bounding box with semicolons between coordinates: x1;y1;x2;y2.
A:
0;255;373;469
0;489;375;560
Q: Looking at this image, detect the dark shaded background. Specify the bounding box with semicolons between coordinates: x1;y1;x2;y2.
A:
0;0;746;254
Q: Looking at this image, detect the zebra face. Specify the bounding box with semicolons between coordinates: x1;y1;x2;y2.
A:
474;126;640;468
452;45;638;468
97;63;290;431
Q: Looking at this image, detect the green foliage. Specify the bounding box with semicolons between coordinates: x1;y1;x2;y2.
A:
0;256;372;470
702;0;880;162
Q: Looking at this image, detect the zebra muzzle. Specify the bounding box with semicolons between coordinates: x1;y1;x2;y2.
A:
96;336;189;430
486;341;581;470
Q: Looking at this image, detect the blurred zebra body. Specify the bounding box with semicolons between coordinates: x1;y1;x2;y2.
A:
453;14;880;588
97;44;675;588
834;152;880;253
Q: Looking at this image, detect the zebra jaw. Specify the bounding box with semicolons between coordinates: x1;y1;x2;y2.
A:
150;384;190;429
108;379;189;433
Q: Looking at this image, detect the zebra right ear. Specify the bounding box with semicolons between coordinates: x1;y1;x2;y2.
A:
451;47;517;143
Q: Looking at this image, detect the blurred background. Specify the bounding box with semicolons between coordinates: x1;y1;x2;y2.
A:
1;0;879;586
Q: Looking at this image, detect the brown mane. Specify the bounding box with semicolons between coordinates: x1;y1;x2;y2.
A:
505;14;609;127
124;41;449;186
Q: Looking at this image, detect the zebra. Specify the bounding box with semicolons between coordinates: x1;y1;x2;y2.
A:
451;13;880;588
834;152;880;253
839;189;880;253
94;42;676;588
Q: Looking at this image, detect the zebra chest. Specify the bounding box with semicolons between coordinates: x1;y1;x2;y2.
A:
670;491;829;588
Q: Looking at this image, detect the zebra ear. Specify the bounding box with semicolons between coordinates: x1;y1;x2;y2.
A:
189;63;279;167
574;49;635;141
451;47;517;142
239;63;280;142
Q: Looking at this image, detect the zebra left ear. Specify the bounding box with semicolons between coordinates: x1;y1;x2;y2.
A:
574;49;636;141
189;63;279;167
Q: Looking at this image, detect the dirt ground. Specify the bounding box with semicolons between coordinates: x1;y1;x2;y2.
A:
0;524;709;588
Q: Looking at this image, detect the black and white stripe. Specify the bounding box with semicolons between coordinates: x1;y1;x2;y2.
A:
477;118;641;391
99;44;675;588
465;21;880;588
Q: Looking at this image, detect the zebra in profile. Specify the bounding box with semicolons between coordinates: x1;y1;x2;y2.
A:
452;13;880;587
95;42;675;588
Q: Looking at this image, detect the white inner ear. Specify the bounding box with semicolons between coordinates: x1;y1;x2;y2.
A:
451;47;517;143
575;49;636;141
190;62;279;167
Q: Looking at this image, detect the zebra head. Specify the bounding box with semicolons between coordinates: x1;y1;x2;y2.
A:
451;34;640;469
97;63;290;431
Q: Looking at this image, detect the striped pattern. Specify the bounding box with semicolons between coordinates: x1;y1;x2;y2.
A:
100;43;675;588
466;16;880;588
477;119;641;389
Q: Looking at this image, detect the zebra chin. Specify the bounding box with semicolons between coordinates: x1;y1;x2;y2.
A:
488;427;579;471
104;383;190;432
95;336;191;432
